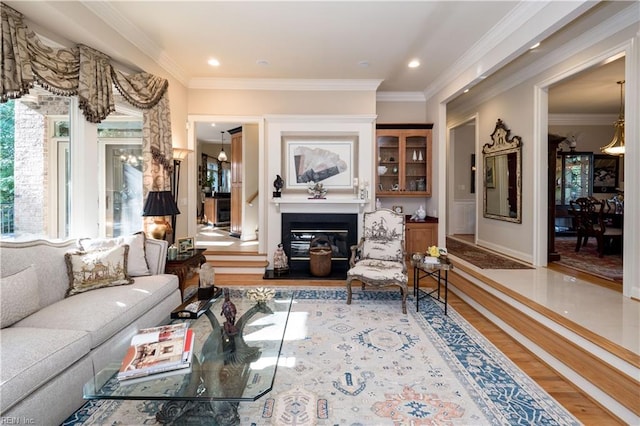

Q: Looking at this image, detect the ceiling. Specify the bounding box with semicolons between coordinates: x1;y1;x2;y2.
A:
7;0;628;140
10;1;520;92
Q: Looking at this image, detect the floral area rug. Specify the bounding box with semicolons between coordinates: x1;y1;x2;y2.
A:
445;238;533;270
552;236;623;281
63;288;578;425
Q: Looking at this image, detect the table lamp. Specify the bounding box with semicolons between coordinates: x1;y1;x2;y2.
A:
142;190;181;240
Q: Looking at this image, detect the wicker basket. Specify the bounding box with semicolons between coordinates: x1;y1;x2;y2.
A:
309;237;332;277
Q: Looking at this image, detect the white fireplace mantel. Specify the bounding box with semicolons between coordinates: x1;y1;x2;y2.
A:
271;195;368;214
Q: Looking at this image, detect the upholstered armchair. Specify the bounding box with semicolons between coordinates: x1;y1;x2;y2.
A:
346;208;408;313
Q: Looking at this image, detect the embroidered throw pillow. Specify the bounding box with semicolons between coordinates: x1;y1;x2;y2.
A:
79;232;150;276
1;264;40;328
65;244;134;296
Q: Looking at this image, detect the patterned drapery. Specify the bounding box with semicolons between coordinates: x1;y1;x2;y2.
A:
0;3;34;100
78;45;115;124
1;2;173;199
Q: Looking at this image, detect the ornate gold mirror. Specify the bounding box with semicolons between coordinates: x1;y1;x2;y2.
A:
482;119;522;223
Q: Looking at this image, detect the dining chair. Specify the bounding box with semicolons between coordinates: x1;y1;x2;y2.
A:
570;197;622;257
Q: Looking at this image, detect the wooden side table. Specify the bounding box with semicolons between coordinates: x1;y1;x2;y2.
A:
165;248;207;300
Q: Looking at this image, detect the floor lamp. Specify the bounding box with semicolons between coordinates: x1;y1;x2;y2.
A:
171;148;192;245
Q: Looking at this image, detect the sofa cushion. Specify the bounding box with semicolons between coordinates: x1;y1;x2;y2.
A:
79;232;151;277
1;265;40;328
0;327;91;413
13;274;179;350
65;245;134;296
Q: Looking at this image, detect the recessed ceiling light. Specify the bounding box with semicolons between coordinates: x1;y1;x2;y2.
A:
358;60;370;68
408;59;420;68
529;42;540;50
208;58;220;67
210;123;216;127
256;59;269;66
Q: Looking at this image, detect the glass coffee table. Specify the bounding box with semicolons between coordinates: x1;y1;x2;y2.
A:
84;288;293;425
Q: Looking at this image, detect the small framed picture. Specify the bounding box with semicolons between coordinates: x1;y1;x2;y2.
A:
392;205;403;214
178;237;195;253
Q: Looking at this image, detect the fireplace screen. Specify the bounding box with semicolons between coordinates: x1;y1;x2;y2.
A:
290;229;349;260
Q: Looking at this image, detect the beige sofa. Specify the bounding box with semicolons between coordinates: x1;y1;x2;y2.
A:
0;237;181;425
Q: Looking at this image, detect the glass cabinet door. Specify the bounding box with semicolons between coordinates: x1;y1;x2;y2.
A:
555;152;593;205
404;134;427;193
377;133;400;193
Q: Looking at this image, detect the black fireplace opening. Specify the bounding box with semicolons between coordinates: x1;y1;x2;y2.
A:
281;213;358;278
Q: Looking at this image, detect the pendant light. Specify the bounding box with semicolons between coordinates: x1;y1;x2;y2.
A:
600;80;625;155
217;131;228;161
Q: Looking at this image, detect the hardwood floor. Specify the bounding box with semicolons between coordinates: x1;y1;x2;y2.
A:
193;272;623;425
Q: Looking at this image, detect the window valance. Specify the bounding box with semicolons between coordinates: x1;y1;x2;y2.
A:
1;2;173;191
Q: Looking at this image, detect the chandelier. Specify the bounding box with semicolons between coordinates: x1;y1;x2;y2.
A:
600;80;625;155
218;131;228;162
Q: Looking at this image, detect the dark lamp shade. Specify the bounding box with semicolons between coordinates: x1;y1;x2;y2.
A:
142;191;180;216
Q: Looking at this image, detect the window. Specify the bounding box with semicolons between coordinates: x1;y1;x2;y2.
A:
0;94;72;240
98;118;143;237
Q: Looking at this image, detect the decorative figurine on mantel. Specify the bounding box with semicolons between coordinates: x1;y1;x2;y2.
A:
307;181;327;199
273;174;284;198
273;243;289;276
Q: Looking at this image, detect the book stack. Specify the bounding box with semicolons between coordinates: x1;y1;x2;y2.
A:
117;322;194;384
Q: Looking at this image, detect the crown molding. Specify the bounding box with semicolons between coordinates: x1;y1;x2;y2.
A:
263;114;377;124
450;3;638;119
81;1;189;85
549;114;617;126
188;78;382;91
422;0;550;102
376;92;426;102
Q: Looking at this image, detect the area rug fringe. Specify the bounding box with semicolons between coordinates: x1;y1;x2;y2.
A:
63;287;579;425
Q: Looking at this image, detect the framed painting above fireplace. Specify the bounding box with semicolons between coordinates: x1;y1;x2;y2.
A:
283;135;357;191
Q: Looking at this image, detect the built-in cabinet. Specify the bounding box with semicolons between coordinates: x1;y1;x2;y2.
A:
376;124;433;198
405;217;438;258
229;127;243;238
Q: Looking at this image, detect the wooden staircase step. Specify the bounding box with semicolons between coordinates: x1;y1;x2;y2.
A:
207;259;268;268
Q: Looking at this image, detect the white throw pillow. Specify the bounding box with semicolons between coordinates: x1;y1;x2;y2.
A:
1;264;40;328
79;232;150;276
65;244;134;296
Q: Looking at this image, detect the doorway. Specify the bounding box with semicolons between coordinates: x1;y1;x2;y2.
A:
447;117;477;243
187;116;264;255
545;56;625;285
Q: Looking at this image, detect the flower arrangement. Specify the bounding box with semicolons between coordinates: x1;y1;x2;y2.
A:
427;246;448;258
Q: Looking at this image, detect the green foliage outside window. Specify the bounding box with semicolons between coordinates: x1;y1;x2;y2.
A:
0;101;14;204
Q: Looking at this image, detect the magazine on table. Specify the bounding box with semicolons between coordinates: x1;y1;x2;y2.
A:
117;323;194;381
117;362;193;386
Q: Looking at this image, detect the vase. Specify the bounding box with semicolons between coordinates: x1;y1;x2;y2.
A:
413;150;417;161
418;151;423;161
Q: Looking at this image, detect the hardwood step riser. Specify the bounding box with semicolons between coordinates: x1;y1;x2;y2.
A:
449;267;638;423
